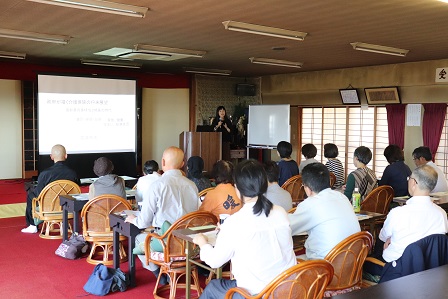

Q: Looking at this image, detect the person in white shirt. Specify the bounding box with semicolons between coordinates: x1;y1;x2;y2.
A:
299;143;319;173
193;160;296;298
263;160;292;211
289;162;360;260
135;160;161;205
126;146;198;283
412;146;448;193
379;165;448;262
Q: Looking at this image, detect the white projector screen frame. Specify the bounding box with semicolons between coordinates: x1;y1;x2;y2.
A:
37;74;137;155
247;104;290;148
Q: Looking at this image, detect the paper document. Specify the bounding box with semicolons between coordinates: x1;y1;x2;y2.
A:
356;214;372;220
430;191;448;198
72;193;89;201
190;230;218;246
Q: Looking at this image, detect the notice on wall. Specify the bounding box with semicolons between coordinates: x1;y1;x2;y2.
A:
435;67;448;83
406;104;422;126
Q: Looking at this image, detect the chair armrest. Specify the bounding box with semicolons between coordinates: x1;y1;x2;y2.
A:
144;232;165;264
365;256;385;267
224;287;255;299
31;197;39;218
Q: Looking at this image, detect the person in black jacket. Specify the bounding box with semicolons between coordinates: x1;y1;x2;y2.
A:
22;144;79;233
211;106;233;161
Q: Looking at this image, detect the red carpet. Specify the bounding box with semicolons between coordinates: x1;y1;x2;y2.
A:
0;217;205;299
0;179;28;204
0;216;159;298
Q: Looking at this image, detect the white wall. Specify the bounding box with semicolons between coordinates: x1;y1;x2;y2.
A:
141;88;190;167
0;79;22;179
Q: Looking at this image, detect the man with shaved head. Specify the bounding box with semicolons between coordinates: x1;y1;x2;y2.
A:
22;144;79;233
126;146;199;283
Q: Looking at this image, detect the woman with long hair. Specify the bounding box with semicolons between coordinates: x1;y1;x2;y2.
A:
211;106;233;161
193;159;296;298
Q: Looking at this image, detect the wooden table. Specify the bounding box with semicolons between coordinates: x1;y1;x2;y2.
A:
393;196;448;211
109;213;141;287
331;264;448;299
292;210;384;253
172;226;222;299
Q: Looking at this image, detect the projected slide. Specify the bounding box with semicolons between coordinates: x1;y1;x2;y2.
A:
38;75;136;155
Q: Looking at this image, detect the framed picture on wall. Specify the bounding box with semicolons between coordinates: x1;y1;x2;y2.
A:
365;87;401;105
339;89;360;105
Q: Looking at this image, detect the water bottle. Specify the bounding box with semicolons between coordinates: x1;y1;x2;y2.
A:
352;187;361;213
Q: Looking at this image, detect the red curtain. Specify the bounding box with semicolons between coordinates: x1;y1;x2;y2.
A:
423;103;447;160
386;104;406;149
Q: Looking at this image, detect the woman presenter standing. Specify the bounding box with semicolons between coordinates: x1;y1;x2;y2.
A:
211;106;233;161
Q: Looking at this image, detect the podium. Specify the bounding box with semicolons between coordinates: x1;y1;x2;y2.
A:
179;132;222;173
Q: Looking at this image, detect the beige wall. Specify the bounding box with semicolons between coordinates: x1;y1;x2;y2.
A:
141;88;190;167
0;80;22;179
262;58;448;166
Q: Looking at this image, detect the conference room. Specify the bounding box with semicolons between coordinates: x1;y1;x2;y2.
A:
1;0;448;298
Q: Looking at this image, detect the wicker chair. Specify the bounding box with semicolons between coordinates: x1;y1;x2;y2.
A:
329;172;336;188
323;231;373;297
281;175;306;206
360;185;394;239
32;179;81;239
224;260;334;299
144;211;218;299
81;194;132;265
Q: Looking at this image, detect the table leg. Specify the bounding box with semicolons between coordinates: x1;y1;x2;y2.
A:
128;234;136;287
62;206;68;241
185;242;192;299
73;211;80;234
113;230;120;269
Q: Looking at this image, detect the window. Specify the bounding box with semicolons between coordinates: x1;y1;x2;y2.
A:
436;112;448;178
301;106;388;180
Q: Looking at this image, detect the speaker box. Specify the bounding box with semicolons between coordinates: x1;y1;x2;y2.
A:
235;83;256;96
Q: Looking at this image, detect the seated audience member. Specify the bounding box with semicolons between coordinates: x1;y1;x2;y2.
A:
193;160;296;298
412;146;448;193
379;145;411;197
324;143;344;189
263;161;293;211
22;144;79;233
88;157;126;199
276;141;299;187
187;156;212;192
135;160;161;204
344;146;378;200
379;165;448;263
289;163;360;260
199;160;241;218
299;143;319;173
125;146;198;283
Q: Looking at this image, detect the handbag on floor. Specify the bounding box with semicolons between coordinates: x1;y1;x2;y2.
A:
55;233;89;260
83;263;129;296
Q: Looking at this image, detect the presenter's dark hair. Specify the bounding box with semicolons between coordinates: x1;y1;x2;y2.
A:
212;160;234;185
277;141;292;158
384;144;404;164
324;143;339;159
263;160;279;183
354;146;372;165
215;106;229;120
301;163;330;193
412;146;432;161
143;160;159;175
302;143;317;159
234;159;272;217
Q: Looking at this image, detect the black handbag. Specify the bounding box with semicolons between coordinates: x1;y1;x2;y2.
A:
55;234;89;259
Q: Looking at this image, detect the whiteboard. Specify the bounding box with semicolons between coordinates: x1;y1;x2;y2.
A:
247;104;290;148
